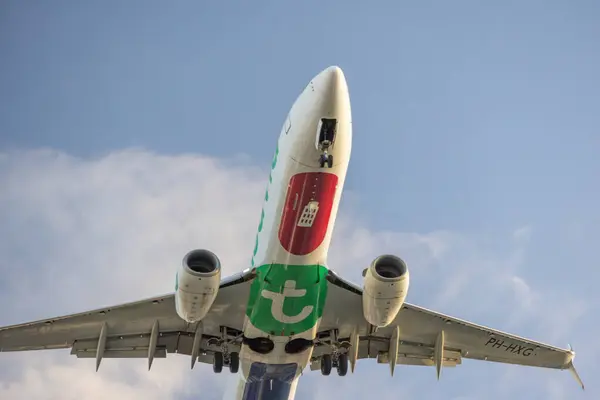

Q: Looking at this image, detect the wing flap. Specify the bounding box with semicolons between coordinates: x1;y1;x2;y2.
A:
70;331;180;356
73;349;168;359
309;340;462;371
374;343;462;367
396;357;459;368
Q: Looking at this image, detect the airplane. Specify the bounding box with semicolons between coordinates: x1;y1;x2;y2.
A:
0;66;584;399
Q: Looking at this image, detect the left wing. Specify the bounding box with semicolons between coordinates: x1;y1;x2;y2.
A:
0;271;254;369
315;271;584;389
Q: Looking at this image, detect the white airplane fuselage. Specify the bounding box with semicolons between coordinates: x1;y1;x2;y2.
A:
229;66;352;399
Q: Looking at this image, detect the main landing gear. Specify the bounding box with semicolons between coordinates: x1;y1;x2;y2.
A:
319;329;350;377
208;327;240;374
212;350;239;374
320;352;349;377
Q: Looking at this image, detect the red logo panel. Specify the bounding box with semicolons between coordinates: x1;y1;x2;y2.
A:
278;172;338;255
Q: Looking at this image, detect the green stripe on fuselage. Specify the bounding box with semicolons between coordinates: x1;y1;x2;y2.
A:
246;264;329;336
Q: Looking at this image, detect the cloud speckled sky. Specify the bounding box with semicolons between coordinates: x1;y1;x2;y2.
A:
1;1;598;399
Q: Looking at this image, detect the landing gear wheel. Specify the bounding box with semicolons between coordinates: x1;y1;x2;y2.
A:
319;154;334;168
319;154;327;168
213;352;224;373
336;353;348;376
321;354;332;376
229;352;240;373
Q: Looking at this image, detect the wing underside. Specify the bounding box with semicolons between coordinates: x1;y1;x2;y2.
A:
0;269;584;389
315;272;583;388
0;271;254;369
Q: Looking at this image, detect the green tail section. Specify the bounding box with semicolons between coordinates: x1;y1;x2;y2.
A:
246;264;329;336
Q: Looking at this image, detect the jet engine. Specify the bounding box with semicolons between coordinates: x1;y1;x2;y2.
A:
362;254;410;327
175;249;221;323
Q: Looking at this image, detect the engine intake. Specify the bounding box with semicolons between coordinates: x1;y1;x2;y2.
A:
362;254;410;327
184;249;220;275
175;249;221;323
372;255;407;278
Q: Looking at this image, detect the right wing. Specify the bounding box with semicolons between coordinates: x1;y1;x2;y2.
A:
0;270;255;369
315;271;584;389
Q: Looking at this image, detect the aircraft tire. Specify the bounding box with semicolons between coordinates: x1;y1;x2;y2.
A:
337;353;348;376
213;352;223;373
229;352;240;374
321;354;332;376
319;154;327;168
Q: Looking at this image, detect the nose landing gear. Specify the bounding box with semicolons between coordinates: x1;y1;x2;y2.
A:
317;118;337;169
319;152;334;169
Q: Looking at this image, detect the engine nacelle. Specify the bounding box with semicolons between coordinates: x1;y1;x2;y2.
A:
362;254;410;327
175;249;221;323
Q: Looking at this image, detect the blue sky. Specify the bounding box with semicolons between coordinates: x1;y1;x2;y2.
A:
0;1;598;399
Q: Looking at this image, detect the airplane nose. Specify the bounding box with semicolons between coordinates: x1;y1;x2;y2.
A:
286;65;352;166
312;66;350;117
321;65;346;91
318;66;347;94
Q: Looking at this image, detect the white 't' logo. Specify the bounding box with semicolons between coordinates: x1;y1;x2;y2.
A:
261;280;314;324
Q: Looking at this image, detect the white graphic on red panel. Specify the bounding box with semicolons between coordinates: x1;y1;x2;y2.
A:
297;201;319;227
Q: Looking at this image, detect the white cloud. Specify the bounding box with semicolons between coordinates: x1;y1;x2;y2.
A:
513;225;533;243
0;149;595;399
509;275;535;309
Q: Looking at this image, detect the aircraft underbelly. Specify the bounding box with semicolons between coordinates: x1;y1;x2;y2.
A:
240;362;299;400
